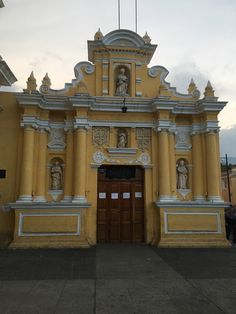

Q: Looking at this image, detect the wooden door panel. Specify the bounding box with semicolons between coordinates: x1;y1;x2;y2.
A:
133;223;144;242
97;224;107;242
120;182;132;242
132;182;144;242
120;223;131;242
110;222;120;242
97;166;144;243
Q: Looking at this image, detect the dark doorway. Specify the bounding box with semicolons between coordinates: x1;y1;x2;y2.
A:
97;165;144;243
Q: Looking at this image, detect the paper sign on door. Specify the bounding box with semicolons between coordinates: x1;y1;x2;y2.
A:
111;193;119;199
135;192;142;198
123;193;130;199
99;193;106;199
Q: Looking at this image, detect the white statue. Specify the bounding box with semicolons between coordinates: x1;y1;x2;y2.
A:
117;130;127;148
177;160;188;189
115;68;128;96
51;161;63;190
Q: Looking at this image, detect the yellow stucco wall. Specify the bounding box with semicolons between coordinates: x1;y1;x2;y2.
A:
0;29;229;248
0;92;21;239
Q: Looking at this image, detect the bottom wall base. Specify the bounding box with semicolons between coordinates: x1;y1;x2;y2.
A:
157;204;230;248
158;238;231;248
8;238;91;249
8;202;92;249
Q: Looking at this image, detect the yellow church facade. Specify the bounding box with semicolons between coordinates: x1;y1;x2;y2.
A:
0;29;230;248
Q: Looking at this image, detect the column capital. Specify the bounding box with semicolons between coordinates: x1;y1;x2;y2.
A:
154;120;176;134
21;116;50;131
74;125;90;131
204;128;219;134
64;119;74;133
74;117;90;130
191;123;202;136
37;126;50;133
203;120;220;134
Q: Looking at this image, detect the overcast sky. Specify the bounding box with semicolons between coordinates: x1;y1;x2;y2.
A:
1;0;236;156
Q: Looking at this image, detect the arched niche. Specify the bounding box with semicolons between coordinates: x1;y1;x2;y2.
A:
114;65;131;96
49;157;64;191
176;158;189;190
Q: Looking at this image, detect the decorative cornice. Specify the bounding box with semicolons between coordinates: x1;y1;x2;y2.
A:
90;96;153;113
196;99;227;113
0;56;17;86
20;116;50;129
155;201;226;208
9;202;90;210
16;92;227;117
107;148;137;154
191;121;220;135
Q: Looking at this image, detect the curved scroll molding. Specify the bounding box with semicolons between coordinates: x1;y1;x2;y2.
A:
74;62;95;79
148;65;193;99
148;65;169;79
42;61;94;96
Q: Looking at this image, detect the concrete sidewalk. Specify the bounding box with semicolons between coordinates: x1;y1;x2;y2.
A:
0;244;236;313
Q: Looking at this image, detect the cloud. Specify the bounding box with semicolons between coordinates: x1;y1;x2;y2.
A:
220;127;236;157
167;60;209;95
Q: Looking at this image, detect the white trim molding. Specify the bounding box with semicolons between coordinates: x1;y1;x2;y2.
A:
163;210;222;234
18;212;81;237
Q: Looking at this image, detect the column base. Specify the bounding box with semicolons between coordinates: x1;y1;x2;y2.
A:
159;195;175;202
72;195;87;204
33;196;46;202
61;196;73;203
193;196;206;202
16;195;33;202
207;196;224;203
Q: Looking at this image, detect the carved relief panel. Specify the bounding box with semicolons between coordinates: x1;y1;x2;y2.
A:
136;128;151;151
92;127;109;147
48;125;66;151
175;126;192;151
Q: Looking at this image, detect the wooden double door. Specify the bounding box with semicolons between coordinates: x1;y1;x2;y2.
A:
97;166;144;243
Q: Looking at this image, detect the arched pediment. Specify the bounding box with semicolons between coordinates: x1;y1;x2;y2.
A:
102;29;145;47
88;29;157;64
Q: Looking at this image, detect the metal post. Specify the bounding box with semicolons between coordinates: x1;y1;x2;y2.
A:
226;153;231;203
118;0;121;29
135;0;138;33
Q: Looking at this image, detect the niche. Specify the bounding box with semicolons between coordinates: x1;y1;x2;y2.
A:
49;157;64;191
176;158;189;190
114;65;130;96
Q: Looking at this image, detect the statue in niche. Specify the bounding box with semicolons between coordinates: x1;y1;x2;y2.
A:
117;129;127;148
115;67;128;96
177;160;188;189
51;161;63;190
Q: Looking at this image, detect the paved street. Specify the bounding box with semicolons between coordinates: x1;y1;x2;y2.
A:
0;244;236;313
